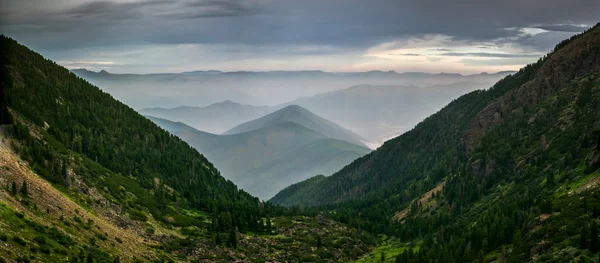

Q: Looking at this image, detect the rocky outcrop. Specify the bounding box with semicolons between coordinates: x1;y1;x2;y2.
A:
464;26;600;153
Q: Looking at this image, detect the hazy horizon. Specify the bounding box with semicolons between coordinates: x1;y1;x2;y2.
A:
2;0;597;74
1;1;600;262
72;67;517;76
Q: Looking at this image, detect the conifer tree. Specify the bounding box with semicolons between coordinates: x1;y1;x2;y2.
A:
266;215;272;234
229;228;238;249
316;235;322;249
581;224;590;249
20;181;28;196
11;181;17;196
591;221;599;253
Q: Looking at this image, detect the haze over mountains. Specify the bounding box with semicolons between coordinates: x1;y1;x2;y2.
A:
287;81;501;147
137;77;509;146
72;68;512;110
147;105;370;200
140;100;274;134
0;36;380;262
1;19;599;263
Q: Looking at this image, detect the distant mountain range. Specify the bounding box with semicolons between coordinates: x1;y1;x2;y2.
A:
140;100;275;134
287;81;497;146
72;68;513;109
147;105;370;200
139;81;498;145
223;104;366;147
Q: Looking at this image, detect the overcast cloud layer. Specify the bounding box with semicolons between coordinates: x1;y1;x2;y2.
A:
1;0;598;73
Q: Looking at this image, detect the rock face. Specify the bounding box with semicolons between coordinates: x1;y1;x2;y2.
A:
463;27;600;153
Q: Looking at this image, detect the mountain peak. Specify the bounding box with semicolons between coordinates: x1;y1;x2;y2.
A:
223;104;366;147
219;100;239;105
279;104;307;112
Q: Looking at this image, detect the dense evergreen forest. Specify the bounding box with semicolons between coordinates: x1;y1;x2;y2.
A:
2;35;370;262
0;35;285;227
1;23;599;262
272;24;600;262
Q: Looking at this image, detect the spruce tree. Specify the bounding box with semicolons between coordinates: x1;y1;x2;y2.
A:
11;181;17;196
581;224;590;249
546;173;554;186
229;228;238;249
316;235;322;249
591;221;599;253
215;233;222;246
266;216;272;234
20;181;28;196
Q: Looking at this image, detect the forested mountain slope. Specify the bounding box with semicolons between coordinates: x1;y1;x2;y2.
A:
272;24;600;262
0;35;375;262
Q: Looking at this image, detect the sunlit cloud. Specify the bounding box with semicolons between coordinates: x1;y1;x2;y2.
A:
357;31;548;74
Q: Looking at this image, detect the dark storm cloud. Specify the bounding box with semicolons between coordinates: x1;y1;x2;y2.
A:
0;0;598;72
63;0;167;20
2;0;598;51
59;0;260;21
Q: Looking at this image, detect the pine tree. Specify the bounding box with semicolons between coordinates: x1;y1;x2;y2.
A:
20;181;28;196
215;233;222;246
380;251;385;262
266;216;272;234
591;221;599;253
11;181;17;196
316;235;322;249
229;228;238;249
546;173;554;187
581;224;590;249
512;229;522;248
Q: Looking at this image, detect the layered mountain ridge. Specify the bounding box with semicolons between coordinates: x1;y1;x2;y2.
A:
147;105;370;200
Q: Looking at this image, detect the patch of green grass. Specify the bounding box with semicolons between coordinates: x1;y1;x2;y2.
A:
555;168;599;197
351;236;418;263
0;201;115;262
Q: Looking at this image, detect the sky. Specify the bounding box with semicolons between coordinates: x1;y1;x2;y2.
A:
1;0;598;74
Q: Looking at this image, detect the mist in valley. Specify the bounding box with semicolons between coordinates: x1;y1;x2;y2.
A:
73;68;512;199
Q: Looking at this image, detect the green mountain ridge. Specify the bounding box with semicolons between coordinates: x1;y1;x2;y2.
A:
0;35;375;262
272;24;600;262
